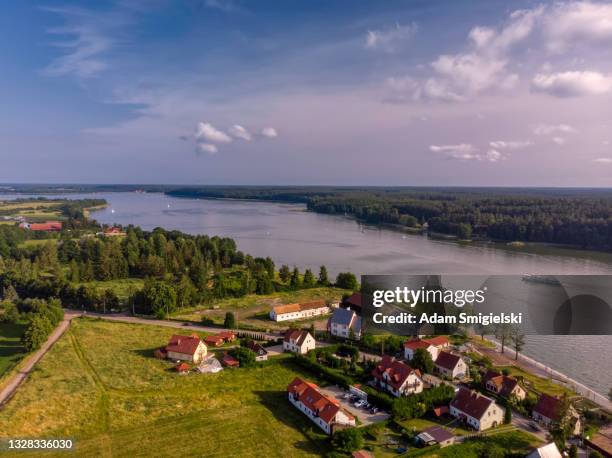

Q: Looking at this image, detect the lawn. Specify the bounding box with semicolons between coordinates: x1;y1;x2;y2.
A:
435;430;542;457
0;318;331;457
498;366;574;397
172;287;349;330
0;323;27;379
76;278;145;301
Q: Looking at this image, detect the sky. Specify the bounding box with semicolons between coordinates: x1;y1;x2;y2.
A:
2;0;612;186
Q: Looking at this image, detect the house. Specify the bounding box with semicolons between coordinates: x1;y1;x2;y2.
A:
270;300;330;322
283;329;316;354
449;388;504;431
328;308;362;340
415;426;455;448
246;341;269;361
341;292;363;314
19;221;62;232
526;443;563;458
165;334;208;364
204;331;236;347
222;353;240;368
404;336;450;361
532;394;581;435
434;351;468;379
287;377;356;434
103;227;125;237
352;451;374;458
371;355;424;397
483;370;527;400
175;362;190;374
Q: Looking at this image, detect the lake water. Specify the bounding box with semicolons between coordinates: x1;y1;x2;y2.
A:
3;192;611;396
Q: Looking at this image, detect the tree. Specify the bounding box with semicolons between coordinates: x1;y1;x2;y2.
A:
504;406;512;424
511;330;525;360
279;265;291;283
142;281;177;319
0;300;19;324
317;265;329;286
289;267;301;290
302;269;316;288
335;272;358;290
411;348;434;374
495;324;512;354
224;312;236;329
22;314;53;351
331;428;363;453
569;444;577;458
229;347;256;368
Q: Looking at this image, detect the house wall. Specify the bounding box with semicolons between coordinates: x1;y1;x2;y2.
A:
271;307;330;322
288;394;331;434
167;351;194;362
404;345;438;361
450;403;503;431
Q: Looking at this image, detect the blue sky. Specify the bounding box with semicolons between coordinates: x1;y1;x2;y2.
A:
2;0;612;186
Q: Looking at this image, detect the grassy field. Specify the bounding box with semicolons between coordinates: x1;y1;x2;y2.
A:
172;287;349;330
499;366;573;397
0;323;27;378
76;278;145;301
0;318;331;457
435;430;542;457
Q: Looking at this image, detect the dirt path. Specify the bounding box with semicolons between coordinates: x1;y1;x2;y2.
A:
0;314;77;408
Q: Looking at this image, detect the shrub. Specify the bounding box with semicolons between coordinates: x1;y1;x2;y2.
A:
332;428;363;453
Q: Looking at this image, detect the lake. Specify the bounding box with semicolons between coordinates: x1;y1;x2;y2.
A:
3;191;611;396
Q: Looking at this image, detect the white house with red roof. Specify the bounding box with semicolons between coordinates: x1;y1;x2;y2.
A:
532;394;581;435
287;377;356;434
371;356;424;397
450;388;504;431
403;336;450;361
434;351;468;379
165;334;208;364
283;329;316;354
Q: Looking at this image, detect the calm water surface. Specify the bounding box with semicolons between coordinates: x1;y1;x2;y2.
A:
3;192;611;395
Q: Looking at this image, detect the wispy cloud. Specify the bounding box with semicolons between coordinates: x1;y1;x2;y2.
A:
593;157;612;163
532;71;612;97
365;22;417;52
531;124;577;135
489;140;532;150
260;127;278;138
229;124;252;141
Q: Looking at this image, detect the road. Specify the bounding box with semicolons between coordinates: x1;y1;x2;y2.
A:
511;412;549;442
0;314;76;407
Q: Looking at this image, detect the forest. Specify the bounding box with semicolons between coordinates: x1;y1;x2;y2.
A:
166;186;612;250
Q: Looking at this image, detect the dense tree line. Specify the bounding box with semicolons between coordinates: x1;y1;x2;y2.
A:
167;186;612;250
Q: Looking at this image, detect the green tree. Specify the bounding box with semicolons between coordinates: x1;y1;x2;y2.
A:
317;265;329;286
411;348;434;374
22;314;53;351
224;311;236;329
229;347;256;368
511;330;525;360
504;406;512;424
279;265;291;283
142;281;177;319
331;428;363;453
289;267;301;290
495;324;512;354
302;269;316;288
335;272;358;290
0;300;19;324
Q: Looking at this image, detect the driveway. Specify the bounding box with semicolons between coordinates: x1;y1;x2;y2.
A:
512;412;549;441
318;385;390;426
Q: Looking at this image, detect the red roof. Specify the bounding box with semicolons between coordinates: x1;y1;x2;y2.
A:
104;227;122;233
433;406;450;417
222;354;240;367
424;336;450;347
288;378;352;425
175;362;190;372
372;355;421;390
28;221;62;231
451;388;495;420
284;329;311;345
404;336;449;350
342;292;362;308
435;351;462;371
217;331;236;340
533;394;563;421
352;451;374;458
204;335;224;346
166;334;203;355
484;370;521;397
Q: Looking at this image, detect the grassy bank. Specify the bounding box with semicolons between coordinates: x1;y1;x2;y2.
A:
0;318;331;457
0;323;27;378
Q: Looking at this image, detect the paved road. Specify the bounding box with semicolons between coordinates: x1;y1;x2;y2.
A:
512;412;549;442
0;315;75;407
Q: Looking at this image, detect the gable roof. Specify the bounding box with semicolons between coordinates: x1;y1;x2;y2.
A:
284;329;312;345
288;377;353;425
451;388;496;420
526;443;562;458
404;338;434;351
273;300;327;315
418;426;454;444
28;221;62;231
246;340;268;355
435;351;462;371
533;394;564;421
372;355;421;390
204;335;225;346
342;292;362;308
166;334;203;355
484;370;521;397
330;307;355;326
424;336;450;347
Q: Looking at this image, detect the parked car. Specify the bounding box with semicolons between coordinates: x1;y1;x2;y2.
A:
354;400;366;408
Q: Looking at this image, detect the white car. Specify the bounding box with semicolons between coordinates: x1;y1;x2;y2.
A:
354;400;366;408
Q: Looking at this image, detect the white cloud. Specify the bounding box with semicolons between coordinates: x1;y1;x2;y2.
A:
197;143;218;154
365;22;417;52
430;143;507;162
195;122;233;143
593;157;612;163
532;124;577;135
485;149;504;162
552;136;566;145
543;2;612;52
489;140;532;149
260;127;278;138
229;124;252;141
532;71;612;97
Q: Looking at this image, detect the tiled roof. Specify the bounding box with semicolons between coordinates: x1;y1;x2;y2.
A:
419;426;454;443
404;336;450;350
284;329;311;345
372;355;421;390
165;334;203;355
288;378;352;425
424;336;450;347
342;292;362;308
484;370;520;397
246;341;268;355
330;307;356;326
435;351;462;371
451;388;495;420
404;339;433;350
273;300;327;315
533;394;564;421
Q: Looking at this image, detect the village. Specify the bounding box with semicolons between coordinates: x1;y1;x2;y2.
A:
86;291;610;458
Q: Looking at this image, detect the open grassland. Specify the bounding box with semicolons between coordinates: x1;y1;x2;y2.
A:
499;366;574;397
172;286;349;329
76;278;145;300
0;323;26;378
0;318;331;457
0;201;62;211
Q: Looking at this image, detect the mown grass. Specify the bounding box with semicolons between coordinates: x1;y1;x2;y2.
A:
0;318;331;457
76;278;145;301
435;430;542;457
0;323;27;378
499;366;573;397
